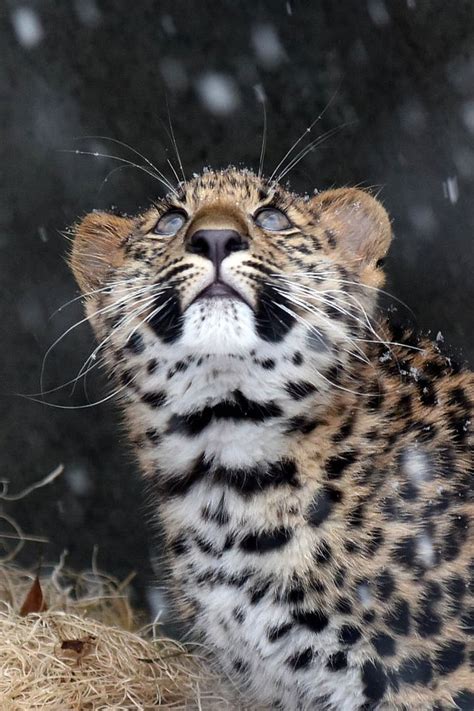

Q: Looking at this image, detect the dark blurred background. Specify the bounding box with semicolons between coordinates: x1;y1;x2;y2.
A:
1;0;473;612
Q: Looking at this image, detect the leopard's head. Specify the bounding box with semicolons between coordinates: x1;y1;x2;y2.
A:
71;168;391;399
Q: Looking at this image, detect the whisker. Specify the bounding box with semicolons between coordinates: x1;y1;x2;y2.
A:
256;86;268;179
274;279;370;331
165;94;186;184
71;290;163;396
282;271;416;318
272;301;374;397
268;86;340;183
28;284;170;407
274;273;421;351
50;278;139;318
142;296;173;327
39;284;156;396
72;135;177;193
72;292;162;399
20;379;134;411
275;279;422;374
271;285;371;365
166;157;181;187
276;122;353;183
60;149;178;196
97;163;142;193
278;284;381;357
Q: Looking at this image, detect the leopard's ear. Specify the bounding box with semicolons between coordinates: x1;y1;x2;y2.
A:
311;188;392;269
69;211;135;293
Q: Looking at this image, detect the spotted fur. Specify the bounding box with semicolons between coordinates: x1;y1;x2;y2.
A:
70;169;473;710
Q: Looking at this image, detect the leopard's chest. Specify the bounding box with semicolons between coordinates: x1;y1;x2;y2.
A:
165;483;366;711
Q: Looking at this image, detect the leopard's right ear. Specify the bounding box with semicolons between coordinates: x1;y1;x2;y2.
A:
69;211;135;294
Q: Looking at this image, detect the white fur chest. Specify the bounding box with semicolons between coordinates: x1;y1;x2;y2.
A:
162;480;366;711
110;315;365;709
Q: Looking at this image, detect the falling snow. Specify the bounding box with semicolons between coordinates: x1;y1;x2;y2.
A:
357;583;372;607
443;175;459;204
196;72;241;115
461;100;474;133
65;464;93;496
74;0;101;27
159;57;189;92
398;98;426;135
408;204;437;235
401;448;430;484
161;14;176;36
349;39;369;66
146;587;168;623
254;83;266;104
367;0;390;27
11;7;44;48
251;24;286;69
417;533;435;567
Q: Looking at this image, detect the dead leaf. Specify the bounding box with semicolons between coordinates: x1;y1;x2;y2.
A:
19;575;47;616
60;635;96;654
59;634;96;665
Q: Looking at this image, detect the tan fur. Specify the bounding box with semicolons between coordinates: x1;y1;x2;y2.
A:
70;211;135;293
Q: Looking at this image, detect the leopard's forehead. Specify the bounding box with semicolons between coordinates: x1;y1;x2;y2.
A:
157;167;301;213
178;167;279;199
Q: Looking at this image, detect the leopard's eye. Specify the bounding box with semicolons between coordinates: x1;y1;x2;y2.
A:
153;210;187;235
254;207;292;231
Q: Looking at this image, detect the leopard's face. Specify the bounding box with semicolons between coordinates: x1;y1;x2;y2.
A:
71;168;391;398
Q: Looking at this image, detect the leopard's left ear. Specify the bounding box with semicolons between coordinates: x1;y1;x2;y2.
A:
69;211;136;294
311;188;392;268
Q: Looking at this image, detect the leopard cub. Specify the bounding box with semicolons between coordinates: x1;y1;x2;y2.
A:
71;168;473;710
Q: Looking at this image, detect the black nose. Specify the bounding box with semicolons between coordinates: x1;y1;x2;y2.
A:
186;229;248;270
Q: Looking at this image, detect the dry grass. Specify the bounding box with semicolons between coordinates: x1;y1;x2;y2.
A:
0;466;241;709
0;563;235;710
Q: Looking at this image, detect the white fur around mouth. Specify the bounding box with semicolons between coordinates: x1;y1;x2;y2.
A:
181;299;259;355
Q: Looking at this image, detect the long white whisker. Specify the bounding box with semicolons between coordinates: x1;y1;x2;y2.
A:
275;274;419;350
50;278;140;318
20;379;134;411
97;163;141;193
73;291;168;400
276;123;352;183
166;157;181;187
274;280;372;334
269;87;340;183
277;283;385;360
60;149;178;196
29;286;169;405
71;290;164;395
39;285;156;396
272;301;373;397
282;271;416;318
142;297;173;326
165;96;187;184
257;90;267;179
74;135;172;188
272;286;370;365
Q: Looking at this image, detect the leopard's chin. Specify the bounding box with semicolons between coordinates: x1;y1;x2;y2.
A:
180;299;259;356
